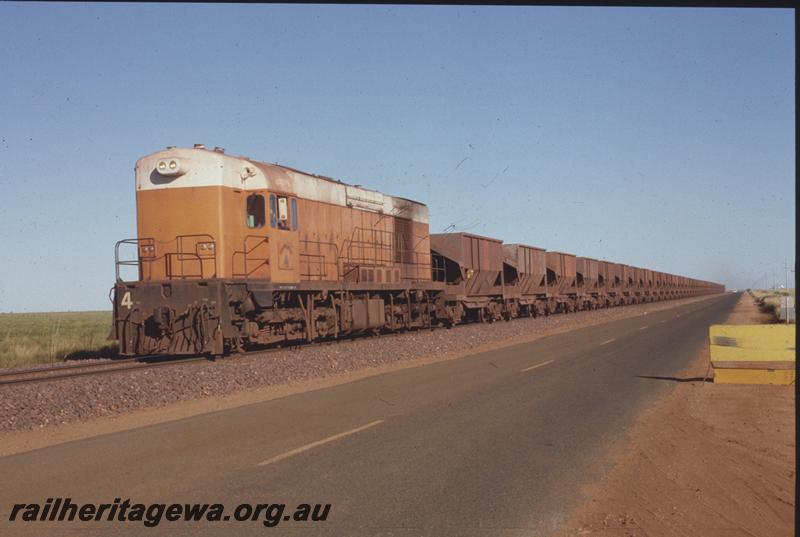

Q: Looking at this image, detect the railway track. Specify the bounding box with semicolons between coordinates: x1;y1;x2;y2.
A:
0;325;431;388
0;295;714;388
0;356;209;387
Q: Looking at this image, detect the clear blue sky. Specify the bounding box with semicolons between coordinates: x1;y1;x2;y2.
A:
0;4;794;312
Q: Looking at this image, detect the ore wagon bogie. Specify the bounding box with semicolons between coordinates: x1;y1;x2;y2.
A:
111;146;724;357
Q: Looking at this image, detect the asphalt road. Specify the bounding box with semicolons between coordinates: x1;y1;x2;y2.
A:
0;293;738;537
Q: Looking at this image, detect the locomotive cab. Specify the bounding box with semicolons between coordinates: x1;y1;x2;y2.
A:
120;146;303;284
112;146;304;355
241;190;300;282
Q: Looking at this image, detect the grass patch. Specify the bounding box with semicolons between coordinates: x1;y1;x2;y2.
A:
0;311;118;369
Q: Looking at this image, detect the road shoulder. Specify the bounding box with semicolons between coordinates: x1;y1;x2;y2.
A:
559;294;795;537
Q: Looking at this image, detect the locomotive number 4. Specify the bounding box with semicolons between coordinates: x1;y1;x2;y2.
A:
121;291;133;309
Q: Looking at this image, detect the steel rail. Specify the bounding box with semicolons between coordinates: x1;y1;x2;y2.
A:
0;356;209;387
0;328;423;388
0;357;139;379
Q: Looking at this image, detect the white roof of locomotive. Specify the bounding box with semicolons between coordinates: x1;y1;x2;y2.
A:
135;146;429;224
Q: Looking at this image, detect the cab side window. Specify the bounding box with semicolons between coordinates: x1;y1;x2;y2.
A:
246;194;265;228
277;196;290;230
269;194;277;228
268;194;298;231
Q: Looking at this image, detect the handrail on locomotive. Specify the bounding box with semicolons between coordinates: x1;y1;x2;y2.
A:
115;235;217;282
116;230;435;283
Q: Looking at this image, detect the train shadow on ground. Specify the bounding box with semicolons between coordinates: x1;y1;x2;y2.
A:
63;345;119;362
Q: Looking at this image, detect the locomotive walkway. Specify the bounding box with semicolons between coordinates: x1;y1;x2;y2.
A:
0;293;738;536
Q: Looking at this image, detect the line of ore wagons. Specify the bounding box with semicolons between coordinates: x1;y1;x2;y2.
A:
428;231;723;319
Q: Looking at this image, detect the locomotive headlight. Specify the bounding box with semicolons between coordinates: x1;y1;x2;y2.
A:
155;158;186;177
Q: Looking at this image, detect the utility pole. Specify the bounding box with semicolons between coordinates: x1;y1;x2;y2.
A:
782;259;795;324
784;258;790;291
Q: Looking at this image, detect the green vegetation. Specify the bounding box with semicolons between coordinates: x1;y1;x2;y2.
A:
0;311;117;369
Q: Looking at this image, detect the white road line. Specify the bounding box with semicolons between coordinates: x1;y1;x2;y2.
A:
257;420;384;467
600;338;616;346
521;360;554;372
660;320;667;324
639;326;648;330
